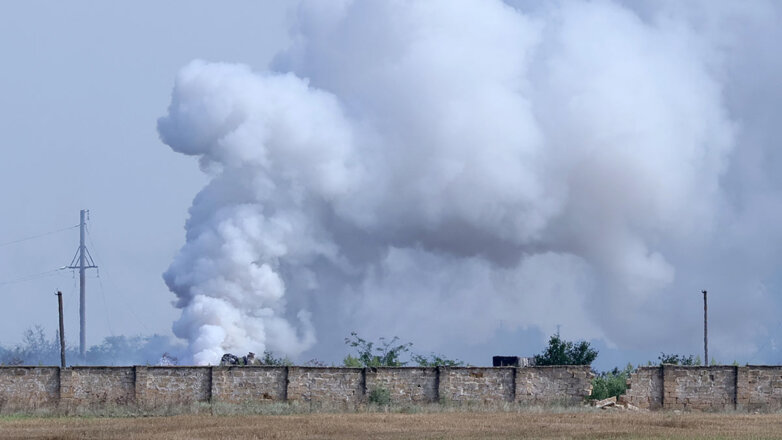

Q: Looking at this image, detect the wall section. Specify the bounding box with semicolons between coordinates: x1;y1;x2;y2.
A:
0;365;593;414
622;365;782;411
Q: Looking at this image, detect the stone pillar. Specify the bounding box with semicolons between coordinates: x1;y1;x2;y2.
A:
436;367;450;403
134;366;149;409
58;367;74;413
661;364;668;409
209;366;221;403
735;366;749;410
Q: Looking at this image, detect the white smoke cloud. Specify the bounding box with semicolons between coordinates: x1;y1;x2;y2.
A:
158;0;780;365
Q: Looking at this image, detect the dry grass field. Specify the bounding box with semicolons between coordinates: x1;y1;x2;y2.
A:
2;411;782;440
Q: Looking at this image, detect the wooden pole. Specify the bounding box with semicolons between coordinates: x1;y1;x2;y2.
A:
56;291;66;368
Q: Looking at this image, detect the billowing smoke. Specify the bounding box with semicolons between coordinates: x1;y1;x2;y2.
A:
158;0;782;365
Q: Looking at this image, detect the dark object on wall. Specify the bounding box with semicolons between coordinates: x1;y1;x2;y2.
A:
493;356;520;367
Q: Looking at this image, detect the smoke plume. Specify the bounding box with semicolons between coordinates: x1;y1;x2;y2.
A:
158;0;782;365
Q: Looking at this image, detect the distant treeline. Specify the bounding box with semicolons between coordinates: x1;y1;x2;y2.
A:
0;326;184;366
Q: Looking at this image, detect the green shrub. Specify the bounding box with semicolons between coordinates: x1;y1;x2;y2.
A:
343;332;412;367
534;334;598;366
369;387;391;405
411;353;464;367
591;364;633;400
658;353;699;365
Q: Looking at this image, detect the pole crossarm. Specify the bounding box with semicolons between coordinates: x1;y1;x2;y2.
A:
63;209;98;363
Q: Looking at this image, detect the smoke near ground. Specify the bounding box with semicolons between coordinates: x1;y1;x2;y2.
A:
158;0;782;365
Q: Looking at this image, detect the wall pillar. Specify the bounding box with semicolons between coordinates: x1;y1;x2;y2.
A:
436;366;450;402
134;366;148;408
58;367;73;412
735;366;749;409
660;365;667;409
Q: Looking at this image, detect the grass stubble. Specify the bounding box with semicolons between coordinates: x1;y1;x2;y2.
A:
2;403;782;440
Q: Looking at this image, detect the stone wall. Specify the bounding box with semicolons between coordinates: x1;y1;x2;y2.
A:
287;367;364;405
621;365;782;411
211;366;286;404
140;367;211;406
0;365;593;414
61;367;135;409
516;366;594;405
440;367;514;403
619;366;663;410
365;367;438;404
739;366;782;411
0;367;59;412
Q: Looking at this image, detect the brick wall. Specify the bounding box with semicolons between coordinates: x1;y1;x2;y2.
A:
0;365;593;414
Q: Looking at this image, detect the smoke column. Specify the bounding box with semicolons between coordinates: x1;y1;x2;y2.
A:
159;0;781;365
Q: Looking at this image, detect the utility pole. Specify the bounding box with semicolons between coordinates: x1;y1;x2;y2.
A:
66;210;97;362
56;291;66;368
702;290;708;365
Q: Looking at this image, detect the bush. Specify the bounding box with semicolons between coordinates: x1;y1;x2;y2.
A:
411;353;464;367
591;364;633;400
533;334;598;366
369;387;391;405
343;332;412;367
259;351;292;366
658;353;699;365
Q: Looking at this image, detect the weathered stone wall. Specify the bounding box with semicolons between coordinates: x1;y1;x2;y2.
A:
365;367;438;404
61;367;135;409
739;366;782;411
0;365;593;414
516;366;594;405
622;365;782;411
138;367;211;407
440;367;514;403
287;367;364;405
211;366;286;404
0;367;59;412
619;366;663;409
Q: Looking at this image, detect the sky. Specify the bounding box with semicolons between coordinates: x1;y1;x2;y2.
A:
2;0;782;371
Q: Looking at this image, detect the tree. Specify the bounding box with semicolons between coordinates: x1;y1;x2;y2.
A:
343;332;412;367
533;334;598;366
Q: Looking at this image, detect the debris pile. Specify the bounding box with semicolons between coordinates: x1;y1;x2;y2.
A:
591;396;643;411
220;352;261;366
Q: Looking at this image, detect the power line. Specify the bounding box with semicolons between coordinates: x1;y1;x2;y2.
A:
0;268;67;286
0;225;79;248
85;224;148;333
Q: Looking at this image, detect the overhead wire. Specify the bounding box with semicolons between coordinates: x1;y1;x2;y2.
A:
0;268;67;287
85;224;148;333
0;225;79;248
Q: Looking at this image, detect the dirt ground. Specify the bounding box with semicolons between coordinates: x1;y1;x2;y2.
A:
2;411;782;440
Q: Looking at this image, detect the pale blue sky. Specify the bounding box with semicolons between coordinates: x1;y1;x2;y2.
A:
0;0;292;347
